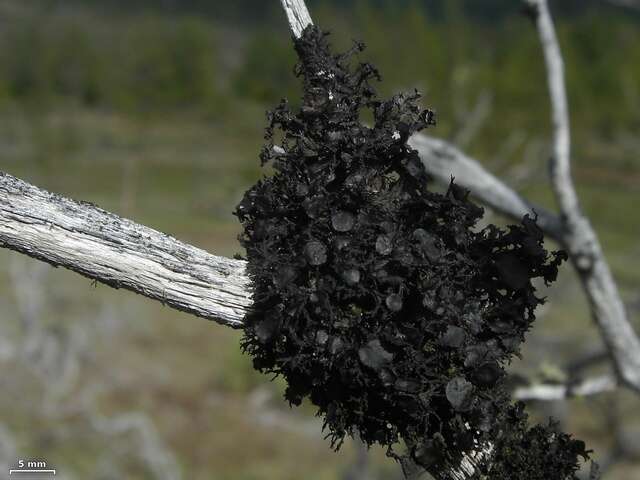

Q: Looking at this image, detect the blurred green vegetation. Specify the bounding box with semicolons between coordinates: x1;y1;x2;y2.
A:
0;1;638;479
1;2;639;134
0;1;638;174
0;13;219;112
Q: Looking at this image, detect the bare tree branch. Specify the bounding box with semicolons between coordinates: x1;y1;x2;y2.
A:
409;134;564;242
279;0;314;38
0;171;251;329
513;374;617;401
527;0;640;392
443;447;495;480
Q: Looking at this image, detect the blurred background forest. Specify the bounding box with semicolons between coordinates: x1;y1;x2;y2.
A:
0;0;638;479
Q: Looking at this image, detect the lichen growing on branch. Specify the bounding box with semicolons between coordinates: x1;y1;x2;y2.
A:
235;25;591;479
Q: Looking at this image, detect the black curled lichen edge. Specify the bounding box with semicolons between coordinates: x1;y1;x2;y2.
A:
235;25;593;480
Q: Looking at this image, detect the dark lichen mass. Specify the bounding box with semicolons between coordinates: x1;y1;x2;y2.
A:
235;26;591;479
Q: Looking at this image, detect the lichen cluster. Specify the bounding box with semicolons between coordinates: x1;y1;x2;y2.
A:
235;26;590;478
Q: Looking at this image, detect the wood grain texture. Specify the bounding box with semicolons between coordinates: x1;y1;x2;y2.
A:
279;0;313;38
0;171;251;328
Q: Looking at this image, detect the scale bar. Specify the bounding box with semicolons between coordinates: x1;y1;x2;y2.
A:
9;470;56;474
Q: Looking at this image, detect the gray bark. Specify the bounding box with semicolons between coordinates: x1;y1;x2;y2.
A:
409;134;564;242
526;0;640;392
0;171;251;329
513;374;617;401
279;0;314;38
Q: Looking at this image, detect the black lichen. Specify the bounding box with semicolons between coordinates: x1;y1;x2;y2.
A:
235;25;589;479
483;403;592;480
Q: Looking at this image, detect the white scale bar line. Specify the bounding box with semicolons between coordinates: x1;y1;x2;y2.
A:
9;470;56;474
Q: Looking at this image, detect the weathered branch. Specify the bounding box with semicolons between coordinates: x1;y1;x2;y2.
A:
528;0;640;392
513;374;617;401
279;0;313;38
0;171;251;329
408;134;564;242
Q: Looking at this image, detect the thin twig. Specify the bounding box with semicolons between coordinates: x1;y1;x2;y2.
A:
513;374;617;401
409;134;564;242
527;0;640;392
0;171;251;328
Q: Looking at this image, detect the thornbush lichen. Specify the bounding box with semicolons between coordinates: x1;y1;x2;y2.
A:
236;25;591;479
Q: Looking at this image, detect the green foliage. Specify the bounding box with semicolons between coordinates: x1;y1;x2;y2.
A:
115;17;218;110
233;31;298;105
1;2;639;141
561;13;639;136
2;22;56;102
0;12;219;112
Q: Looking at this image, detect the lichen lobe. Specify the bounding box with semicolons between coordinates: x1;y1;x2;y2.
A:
236;25;589;479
